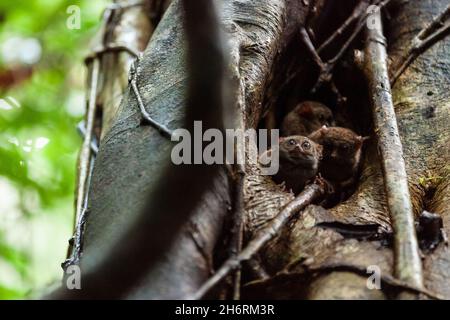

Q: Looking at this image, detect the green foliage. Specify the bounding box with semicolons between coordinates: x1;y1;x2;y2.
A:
0;0;108;299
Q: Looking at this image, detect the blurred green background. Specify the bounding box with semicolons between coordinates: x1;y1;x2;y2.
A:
0;0;107;299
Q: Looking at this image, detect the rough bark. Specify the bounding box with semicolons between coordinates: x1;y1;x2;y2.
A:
68;0;450;299
97;0;154;139
389;0;450;298
244;0;450;299
67;0;154;270
73;0;315;299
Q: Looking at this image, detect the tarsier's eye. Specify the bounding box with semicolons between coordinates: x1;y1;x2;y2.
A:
342;145;349;152
288;139;296;146
318;115;325;121
302;141;311;150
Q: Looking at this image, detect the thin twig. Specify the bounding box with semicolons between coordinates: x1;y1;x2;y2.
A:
279;0;357;91
328;13;366;66
189;180;327;300
363;9;423;295
63;58;100;270
299;27;345;103
129;56;173;139
228;165;245;300
74;58;100;246
300;0;392;94
300;27;329;88
282;0;391;93
62;161;93;270
74;121;99;260
85;43;140;64
76;121;99;155
317;0;393;54
391;4;450;85
300;27;327;70
63;121;99;269
314;15;365;93
317;0;369;53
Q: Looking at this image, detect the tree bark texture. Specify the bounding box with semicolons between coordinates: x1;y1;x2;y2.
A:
76;0;450;299
245;0;450;299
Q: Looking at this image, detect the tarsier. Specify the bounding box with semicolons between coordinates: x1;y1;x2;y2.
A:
260;136;323;194
309;126;369;192
262;100;367;200
281;101;335;136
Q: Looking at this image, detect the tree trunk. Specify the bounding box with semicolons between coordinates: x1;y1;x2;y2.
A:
66;0;449;299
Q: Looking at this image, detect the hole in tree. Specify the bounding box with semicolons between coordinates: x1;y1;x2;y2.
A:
257;0;372;208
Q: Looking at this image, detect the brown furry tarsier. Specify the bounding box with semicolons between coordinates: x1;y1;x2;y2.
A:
260;136;323;194
309;126;369;197
281;101;335;136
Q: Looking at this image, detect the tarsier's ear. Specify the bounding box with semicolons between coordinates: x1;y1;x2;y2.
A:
308;125;328;139
356;135;370;147
317;144;324;160
298;103;313;116
319;125;329;135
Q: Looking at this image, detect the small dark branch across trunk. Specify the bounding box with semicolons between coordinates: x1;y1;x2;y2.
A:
190;180;327;300
390;4;450;85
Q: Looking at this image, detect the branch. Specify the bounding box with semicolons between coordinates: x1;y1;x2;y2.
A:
363;9;423;296
391;4;450;85
64;58;100;270
299;27;345;104
64;0;153;273
75;59;99;226
300;0;391;96
189;180;327;300
76;121;99;155
129;55;174;138
62;121;98;270
228;165;245;300
317;0;369;53
280;0;391;96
